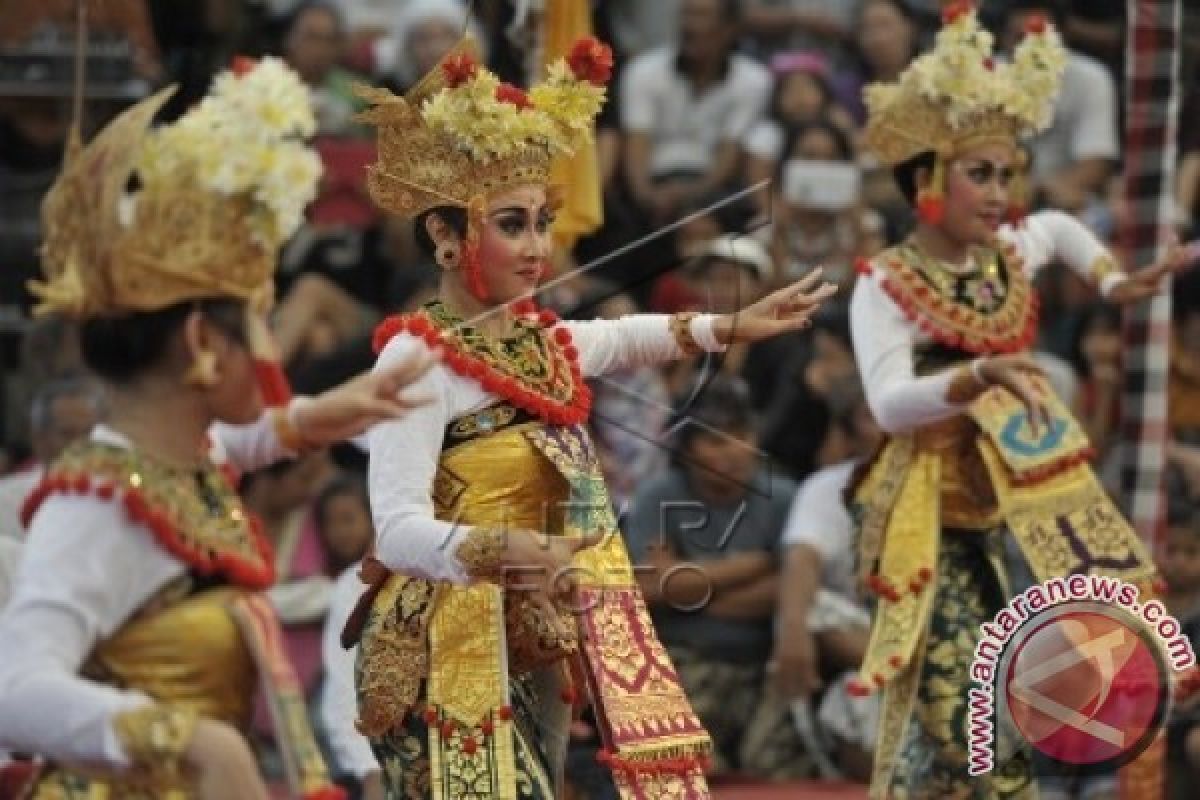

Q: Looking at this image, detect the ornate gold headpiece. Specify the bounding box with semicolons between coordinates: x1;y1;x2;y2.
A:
31;57;321;318
355;35;612;218
863;1;1066;167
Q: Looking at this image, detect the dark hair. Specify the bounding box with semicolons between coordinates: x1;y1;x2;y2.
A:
825;376;868;438
286;0;346;37
1003;0;1068;32
1066;302;1122;379
778;118;854;167
716;0;743;25
413;206;469;259
671;374;757;452
315;472;370;528
80;298;247;384
892;150;937;206
811;307;852;350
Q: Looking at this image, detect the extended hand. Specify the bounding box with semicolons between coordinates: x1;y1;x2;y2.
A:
1108;238;1191;304
292;349;435;446
713;268;838;345
979;354;1050;435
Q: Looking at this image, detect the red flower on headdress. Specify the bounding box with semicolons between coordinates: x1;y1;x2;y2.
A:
566;36;614;86
1024;12;1049;34
495;82;532;110
231;55;257;76
442;52;478;88
941;0;974;25
983;57;995;71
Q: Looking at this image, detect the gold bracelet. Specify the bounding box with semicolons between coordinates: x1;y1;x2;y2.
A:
112;705;198;781
1089;254;1119;285
271;406;314;453
669;312;702;356
454;526;506;580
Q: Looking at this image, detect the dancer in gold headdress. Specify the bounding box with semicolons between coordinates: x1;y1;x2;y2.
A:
345;34;837;800
0;55;434;799
845;3;1190;797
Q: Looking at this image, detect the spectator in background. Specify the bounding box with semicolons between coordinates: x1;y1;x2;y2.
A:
282;2;367;138
759;309;859;478
773;379;879;781
759;119;886;290
1176;78;1200;240
569;284;672;514
1066;303;1123;457
1160;498;1200;786
1170;272;1200;445
1000;0;1119;212
742;52;855;211
373;0;474;91
620;0;771;226
625;376;810;780
0;376;105;540
742;0;859;60
832;0;921;126
314;473;374;576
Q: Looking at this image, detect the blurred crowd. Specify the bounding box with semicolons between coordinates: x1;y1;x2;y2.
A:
3;0;1200;797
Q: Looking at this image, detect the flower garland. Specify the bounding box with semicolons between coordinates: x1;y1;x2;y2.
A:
372;303;593;427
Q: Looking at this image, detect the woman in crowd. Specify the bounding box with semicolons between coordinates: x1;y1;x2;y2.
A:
0;58;431;800
345;35;837;800
845;5;1187;796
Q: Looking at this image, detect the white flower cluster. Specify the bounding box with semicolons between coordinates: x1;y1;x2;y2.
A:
138;57;321;246
905;9;1065;135
421;59;603;164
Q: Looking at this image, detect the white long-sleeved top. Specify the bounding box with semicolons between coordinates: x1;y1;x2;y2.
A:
369;314;724;583
318;563;379;780
0;411;294;769
850;211;1120;434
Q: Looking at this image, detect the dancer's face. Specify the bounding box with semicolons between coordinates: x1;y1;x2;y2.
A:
478;184;554;304
940;142;1015;246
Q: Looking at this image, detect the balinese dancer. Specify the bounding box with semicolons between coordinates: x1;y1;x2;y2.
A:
345;35;837;800
846;4;1188;798
0;58;433;800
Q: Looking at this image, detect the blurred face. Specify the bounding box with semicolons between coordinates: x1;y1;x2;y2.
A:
679;0;731;64
1162;526;1200;591
776;72;827;125
695;260;761;314
1081;318;1121;368
34;394;100;463
321;490;373;567
285;7;343;83
476;185;554;304
684;427;758;501
791;127;842;162
271;452;332;513
1178;312;1200;357
0;98;71;150
408;17;461;78
675;213;724;258
939;142;1015;245
859;0;915;75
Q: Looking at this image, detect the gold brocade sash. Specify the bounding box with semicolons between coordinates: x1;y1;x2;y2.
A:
853;385;1159;793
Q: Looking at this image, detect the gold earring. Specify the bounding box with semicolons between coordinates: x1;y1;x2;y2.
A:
183;350;220;388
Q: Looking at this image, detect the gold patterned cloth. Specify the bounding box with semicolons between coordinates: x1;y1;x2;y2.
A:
355;408;711;800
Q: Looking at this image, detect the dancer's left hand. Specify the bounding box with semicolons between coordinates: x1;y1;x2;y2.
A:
1108;238;1191;304
292;348;435;446
712;267;838;345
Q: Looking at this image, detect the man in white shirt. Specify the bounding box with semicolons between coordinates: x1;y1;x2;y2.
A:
0;375;105;540
620;0;771;225
1002;0;1119;211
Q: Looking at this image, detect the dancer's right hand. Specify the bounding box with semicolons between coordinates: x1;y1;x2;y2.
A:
978;354;1050;435
500;529;606;626
185;718;269;800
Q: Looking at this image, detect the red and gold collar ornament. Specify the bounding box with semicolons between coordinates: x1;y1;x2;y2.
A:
373;302;593;426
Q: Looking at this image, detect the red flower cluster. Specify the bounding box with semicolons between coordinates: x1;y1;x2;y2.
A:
231;55;257;76
495;82;532;110
442;51;478;88
567;36;614;86
983;57;995;71
941;0;974;25
1024;12;1049;34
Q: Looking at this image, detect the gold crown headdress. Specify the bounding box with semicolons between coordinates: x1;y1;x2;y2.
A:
31;56;321;318
355;35;611;218
863;1;1066;220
